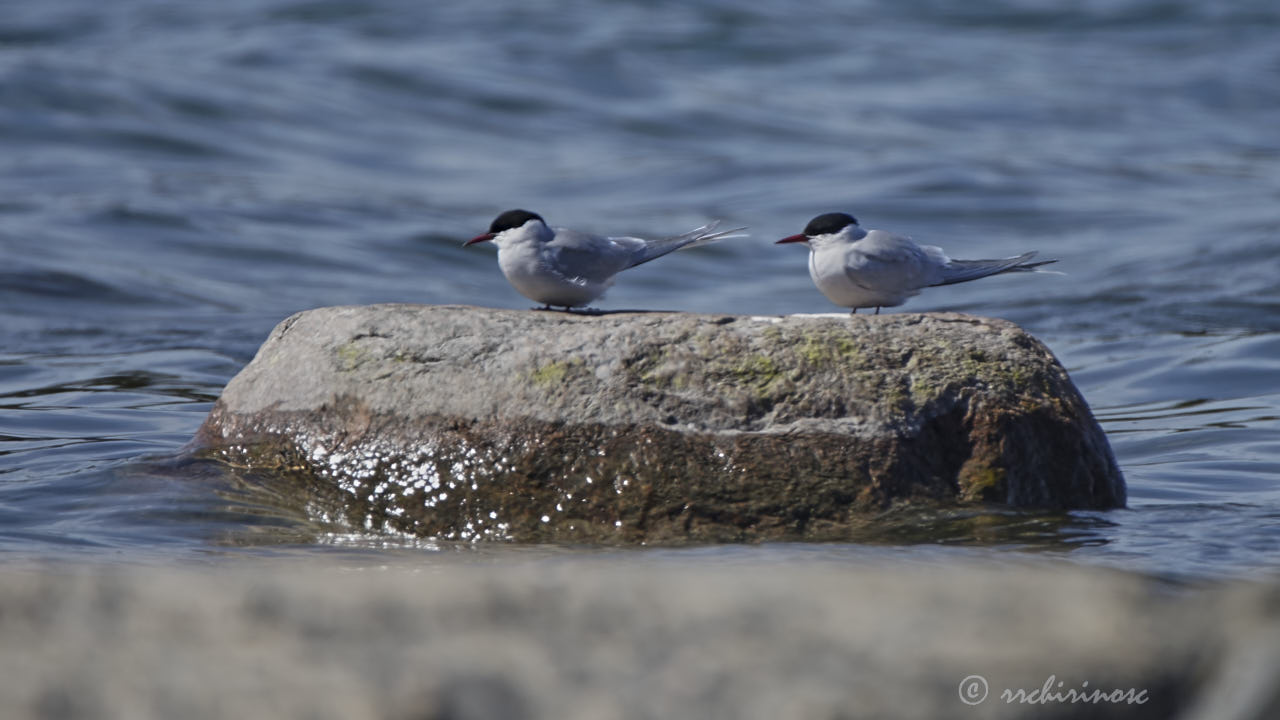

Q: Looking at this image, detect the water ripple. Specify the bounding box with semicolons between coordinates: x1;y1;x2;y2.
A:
2;0;1279;574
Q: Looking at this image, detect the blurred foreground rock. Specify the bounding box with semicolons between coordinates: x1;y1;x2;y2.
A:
1;559;1276;720
196;304;1124;542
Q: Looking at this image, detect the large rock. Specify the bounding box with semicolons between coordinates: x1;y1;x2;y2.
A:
195;304;1124;542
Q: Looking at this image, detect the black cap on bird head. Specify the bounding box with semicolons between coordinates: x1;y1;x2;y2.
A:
777;211;860;245
467;208;546;245
490;209;545;234
802;212;859;237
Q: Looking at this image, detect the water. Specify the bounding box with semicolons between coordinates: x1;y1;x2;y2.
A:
2;0;1278;579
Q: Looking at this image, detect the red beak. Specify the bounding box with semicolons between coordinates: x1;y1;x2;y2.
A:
464;232;495;246
776;234;808;244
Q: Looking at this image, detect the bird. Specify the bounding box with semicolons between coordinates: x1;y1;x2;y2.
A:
776;212;1057;314
466;209;746;310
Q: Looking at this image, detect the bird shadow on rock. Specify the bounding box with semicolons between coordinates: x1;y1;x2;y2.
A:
531;307;678;316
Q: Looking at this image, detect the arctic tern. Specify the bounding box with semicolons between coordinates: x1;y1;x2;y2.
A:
466;209;746;310
777;212;1057;314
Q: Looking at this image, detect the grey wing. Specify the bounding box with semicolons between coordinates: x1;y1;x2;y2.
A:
844;230;940;291
544;228;637;282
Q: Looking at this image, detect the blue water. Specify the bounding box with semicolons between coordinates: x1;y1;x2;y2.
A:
2;0;1278;578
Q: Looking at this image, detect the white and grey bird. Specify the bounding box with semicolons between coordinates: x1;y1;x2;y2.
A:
466;209;746;310
776;212;1057;314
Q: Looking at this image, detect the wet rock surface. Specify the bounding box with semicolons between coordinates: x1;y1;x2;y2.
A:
196;304;1124;542
2;559;1276;720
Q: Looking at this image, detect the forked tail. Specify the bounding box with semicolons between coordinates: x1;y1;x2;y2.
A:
932;251;1059;287
628;221;750;268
